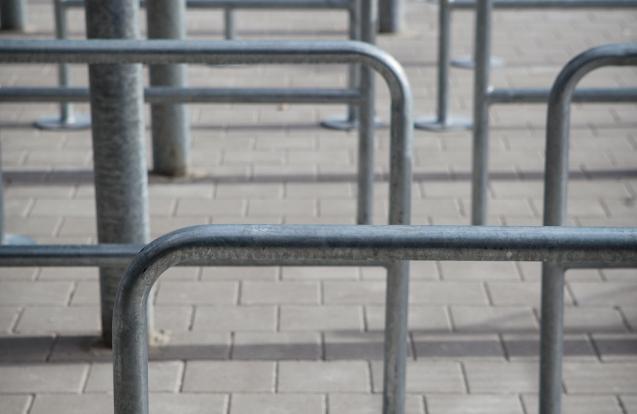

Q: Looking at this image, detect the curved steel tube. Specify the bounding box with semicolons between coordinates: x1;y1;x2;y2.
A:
540;43;637;414
0;39;412;414
112;224;637;414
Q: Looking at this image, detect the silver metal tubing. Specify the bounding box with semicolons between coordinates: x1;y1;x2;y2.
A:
0;86;363;104
470;0;491;225
34;0;91;130
62;0;353;10
84;1;150;347
488;87;637;104
378;0;403;33
0;38;412;229
0;0;27;31
224;8;235;39
449;0;637;9
540;43;637;414
147;0;191;177
414;0;471;132
109;224;637;414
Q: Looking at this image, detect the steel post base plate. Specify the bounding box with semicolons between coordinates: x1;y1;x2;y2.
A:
34;114;91;130
414;117;472;131
3;233;35;245
451;55;505;69
320;115;384;131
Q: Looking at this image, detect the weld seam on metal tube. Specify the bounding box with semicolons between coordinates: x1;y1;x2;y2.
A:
487;87;637;104
539;43;637;414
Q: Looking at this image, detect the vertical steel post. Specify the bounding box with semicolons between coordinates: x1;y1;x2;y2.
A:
147;0;191;176
35;0;91;130
414;0;471;131
378;0;402;33
356;0;375;224
539;52;572;414
470;0;491;225
0;0;27;31
85;0;151;346
320;0;360;130
224;8;235;39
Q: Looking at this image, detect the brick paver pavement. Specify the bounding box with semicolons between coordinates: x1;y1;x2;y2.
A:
1;0;636;413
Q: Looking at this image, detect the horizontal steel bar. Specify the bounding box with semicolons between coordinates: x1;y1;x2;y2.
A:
449;0;637;9
62;0;353;9
487;87;637;104
1;225;636;267
0;86;362;104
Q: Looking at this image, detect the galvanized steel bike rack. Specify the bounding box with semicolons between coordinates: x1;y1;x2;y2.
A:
0;38;412;340
539;43;637;414
416;0;637;132
0;0;28;31
108;224;634;414
43;0;369;131
469;0;637;225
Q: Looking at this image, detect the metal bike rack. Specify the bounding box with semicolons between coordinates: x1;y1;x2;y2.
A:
0;225;635;414
0;37;412;339
43;0;368;131
416;0;637;132
539;43;637;414
0;0;27;31
108;224;634;414
469;0;637;225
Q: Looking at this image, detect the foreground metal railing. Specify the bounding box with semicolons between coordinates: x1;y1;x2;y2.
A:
415;0;637;132
0;39;412;342
0;225;636;414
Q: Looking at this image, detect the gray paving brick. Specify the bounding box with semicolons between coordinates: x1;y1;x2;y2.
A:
592;334;637;361
451;306;537;332
620;306;637;330
30;393;227;414
155;305;193;332
231;393;323;414
522;395;623;414
366;305;450;332
0;363;87;393
193;305;276;331
622;396;637;414
156;281;238;305
360;262;439;280
0;281;73;305
241;281;319;304
329;393;424;414
176;199;246;216
282;266;359;280
85;361;182;392
464;362;538;393
232;332;320;360
426;395;524;414
0;268;38;282
564;362;637;393
569;282;637;306
0;334;54;362
15;306;99;334
37;267;97;281
371;361;465;393
183;361;275;392
151;331;230;360
412;333;504;360
278;361;370;392
0;395;31;414
561;307;627;333
0;307;20;332
280;305;363;331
